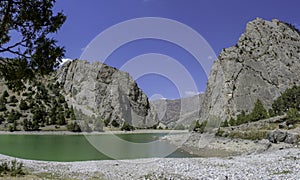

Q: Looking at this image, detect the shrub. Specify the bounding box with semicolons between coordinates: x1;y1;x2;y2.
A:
0;115;5;124
228;130;267;140
121;122;134;131
67;122;81;132
286;108;300;125
197;120;207;134
19;99;29;110
215;128;225;136
56;113;66;125
2;90;9;98
0;160;25;176
249;99;268;122
272;85;300;115
9;95;18;103
104;119;110;127
189;120;199;131
268;109;275;117
0;99;7;112
236;110;248;125
111;120;120;127
7;110;21;123
221;119;229;127
229;117;236;126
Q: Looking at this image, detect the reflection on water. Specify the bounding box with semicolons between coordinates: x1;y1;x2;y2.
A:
0;133;194;162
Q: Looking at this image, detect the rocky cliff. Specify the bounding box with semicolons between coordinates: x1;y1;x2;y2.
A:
200;18;300;122
151;94;203;127
56;60;158;128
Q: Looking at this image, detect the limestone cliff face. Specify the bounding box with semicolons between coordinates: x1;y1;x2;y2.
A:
200;18;300;122
56;60;157;128
151;94;203;127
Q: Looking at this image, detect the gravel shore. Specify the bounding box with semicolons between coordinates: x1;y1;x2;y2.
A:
0;131;299;179
0;147;299;179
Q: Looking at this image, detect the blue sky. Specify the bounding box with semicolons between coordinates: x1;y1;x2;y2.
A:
53;0;300;100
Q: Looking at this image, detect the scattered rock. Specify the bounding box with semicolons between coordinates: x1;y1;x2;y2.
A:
285;133;298;144
279;122;287;129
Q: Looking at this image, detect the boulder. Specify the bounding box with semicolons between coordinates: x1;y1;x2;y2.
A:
267;130;287;143
267;130;298;144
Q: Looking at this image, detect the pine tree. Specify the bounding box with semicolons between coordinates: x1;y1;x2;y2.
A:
221;119;229;127
19;99;29;110
0;0;66;90
249;99;268;122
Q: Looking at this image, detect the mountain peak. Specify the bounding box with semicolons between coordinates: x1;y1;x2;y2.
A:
200;18;300;122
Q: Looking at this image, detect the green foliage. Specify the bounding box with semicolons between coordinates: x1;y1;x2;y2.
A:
195;121;207;134
103;119;110;127
7;110;21;123
0;115;5;124
9;95;18;103
272;85;300;115
226;99;268;127
0;160;25;177
0;0;66;90
229;117;236;126
0;97;7;111
67;122;81;132
121;122;135;131
69;107;76;120
228;130;268;140
56;113;66;125
286;108;300;125
236;110;248;124
249;99;268;121
189;120;200;132
19;99;29;110
58;94;66;103
2;90;9;98
36;84;48;100
111;120;120;127
215;128;225;136
221;119;229;127
268;109;275;117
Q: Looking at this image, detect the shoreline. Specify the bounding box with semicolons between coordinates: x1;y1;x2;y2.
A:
0;147;299;179
0;129;188;135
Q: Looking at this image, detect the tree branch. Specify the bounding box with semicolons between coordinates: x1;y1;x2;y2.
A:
0;40;26;53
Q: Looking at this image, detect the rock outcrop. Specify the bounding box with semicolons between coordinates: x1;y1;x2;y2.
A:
56;60;158;128
200;18;300;122
151;94;203;127
267;130;298;144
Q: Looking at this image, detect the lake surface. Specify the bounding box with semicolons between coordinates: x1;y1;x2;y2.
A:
0;133;194;162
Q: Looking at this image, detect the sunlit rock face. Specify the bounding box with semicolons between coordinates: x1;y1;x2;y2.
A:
57;60;158;128
200;18;300;122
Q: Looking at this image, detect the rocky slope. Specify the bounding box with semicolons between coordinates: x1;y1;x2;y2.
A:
56;60;158;128
200;18;300;122
151;94;203;127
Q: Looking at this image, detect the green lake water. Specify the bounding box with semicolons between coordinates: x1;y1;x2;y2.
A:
0;133;194;162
